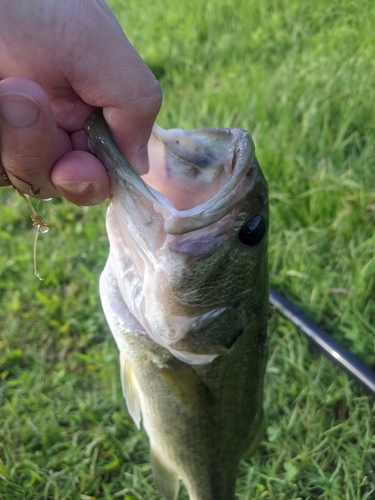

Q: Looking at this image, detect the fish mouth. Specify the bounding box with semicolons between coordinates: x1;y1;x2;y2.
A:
85;111;256;235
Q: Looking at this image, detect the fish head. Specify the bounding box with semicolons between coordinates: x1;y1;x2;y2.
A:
85;112;268;364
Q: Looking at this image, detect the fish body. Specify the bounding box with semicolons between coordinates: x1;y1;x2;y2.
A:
85;112;269;500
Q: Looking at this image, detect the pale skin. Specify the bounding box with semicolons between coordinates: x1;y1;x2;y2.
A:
0;0;162;205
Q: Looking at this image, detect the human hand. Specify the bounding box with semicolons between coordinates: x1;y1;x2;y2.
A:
0;0;162;205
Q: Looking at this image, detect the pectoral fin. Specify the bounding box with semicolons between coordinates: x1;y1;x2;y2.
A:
120;353;141;429
151;447;180;500
158;357;214;409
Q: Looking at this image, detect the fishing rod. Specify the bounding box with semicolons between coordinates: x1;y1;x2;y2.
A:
269;287;375;398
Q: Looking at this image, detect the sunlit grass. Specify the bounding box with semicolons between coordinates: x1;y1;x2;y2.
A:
1;0;374;498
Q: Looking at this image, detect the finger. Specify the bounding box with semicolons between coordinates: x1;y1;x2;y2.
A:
65;1;162;174
51;150;110;205
0;158;12;186
0;77;64;198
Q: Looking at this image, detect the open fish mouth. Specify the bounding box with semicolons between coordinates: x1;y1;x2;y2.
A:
85;111;258;235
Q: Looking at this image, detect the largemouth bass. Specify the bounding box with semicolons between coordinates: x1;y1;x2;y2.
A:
85;111;269;500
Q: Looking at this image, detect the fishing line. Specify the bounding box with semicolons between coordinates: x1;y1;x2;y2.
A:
18;192;49;280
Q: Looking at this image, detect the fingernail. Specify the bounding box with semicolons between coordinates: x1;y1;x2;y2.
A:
135;146;149;175
55;180;91;194
0;93;41;128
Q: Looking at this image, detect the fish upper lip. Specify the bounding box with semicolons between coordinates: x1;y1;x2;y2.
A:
85;111;256;235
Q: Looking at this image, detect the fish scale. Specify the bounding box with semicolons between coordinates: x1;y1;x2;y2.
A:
85;111;269;500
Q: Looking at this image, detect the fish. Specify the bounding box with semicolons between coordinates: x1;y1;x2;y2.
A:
84;111;269;500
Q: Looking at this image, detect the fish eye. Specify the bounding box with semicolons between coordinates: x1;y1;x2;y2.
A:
239;216;266;246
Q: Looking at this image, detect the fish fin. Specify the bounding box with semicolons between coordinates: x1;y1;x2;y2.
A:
119;353;142;429
158;357;214;409
243;411;265;460
150;447;180;500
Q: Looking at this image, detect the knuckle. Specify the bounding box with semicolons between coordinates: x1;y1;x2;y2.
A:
125;74;162;119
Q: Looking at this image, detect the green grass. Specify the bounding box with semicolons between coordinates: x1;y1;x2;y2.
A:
1;0;375;498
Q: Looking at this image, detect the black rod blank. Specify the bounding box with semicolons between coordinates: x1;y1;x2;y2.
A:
269;287;375;398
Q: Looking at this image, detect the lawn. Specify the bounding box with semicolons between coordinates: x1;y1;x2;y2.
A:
1;0;374;499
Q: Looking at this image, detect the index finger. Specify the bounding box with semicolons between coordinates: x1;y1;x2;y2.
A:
62;0;162;174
